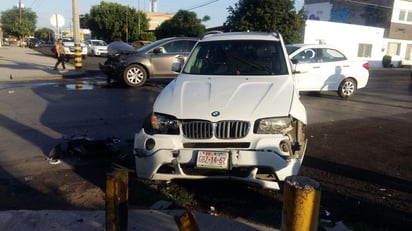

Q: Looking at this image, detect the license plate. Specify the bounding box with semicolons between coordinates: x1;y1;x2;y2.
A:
196;151;229;169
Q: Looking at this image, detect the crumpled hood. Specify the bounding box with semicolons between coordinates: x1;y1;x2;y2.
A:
154;75;296;121
107;41;136;56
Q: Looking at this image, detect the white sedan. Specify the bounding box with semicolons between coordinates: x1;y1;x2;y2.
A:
287;44;369;98
86;39;108;56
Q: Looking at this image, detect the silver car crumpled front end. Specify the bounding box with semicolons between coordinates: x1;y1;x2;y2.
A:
99;41;136;77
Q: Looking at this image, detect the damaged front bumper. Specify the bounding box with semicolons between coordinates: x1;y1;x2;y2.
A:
133;128;307;190
99;60;124;78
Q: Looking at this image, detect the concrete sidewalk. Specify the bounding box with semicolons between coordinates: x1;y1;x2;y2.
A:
0;209;279;231
0;45;83;82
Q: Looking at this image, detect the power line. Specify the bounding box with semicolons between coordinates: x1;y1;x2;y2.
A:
29;0;38;8
340;0;393;9
187;0;219;11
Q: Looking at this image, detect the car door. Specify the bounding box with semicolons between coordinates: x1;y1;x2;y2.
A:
150;40;197;77
292;48;324;91
312;48;347;91
294;48;347;91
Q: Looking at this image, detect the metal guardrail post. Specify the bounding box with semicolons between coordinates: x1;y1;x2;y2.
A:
106;168;129;231
281;176;321;231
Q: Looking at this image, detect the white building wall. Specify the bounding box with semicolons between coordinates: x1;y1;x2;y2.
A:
383;38;412;66
385;0;412;66
304;20;386;68
392;0;412;25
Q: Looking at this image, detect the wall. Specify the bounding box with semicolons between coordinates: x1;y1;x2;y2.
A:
304;20;385;68
385;0;412;65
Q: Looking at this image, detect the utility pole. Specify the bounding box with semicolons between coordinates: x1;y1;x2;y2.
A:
138;0;140;36
72;0;82;69
125;9;129;43
19;0;22;23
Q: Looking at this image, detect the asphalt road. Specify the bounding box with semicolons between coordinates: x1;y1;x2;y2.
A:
0;56;411;230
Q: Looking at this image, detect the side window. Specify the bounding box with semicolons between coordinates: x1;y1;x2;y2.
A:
185;40;198;52
294;48;318;63
321;48;346;62
162;41;185;53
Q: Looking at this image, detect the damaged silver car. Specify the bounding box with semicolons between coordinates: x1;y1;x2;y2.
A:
99;37;199;87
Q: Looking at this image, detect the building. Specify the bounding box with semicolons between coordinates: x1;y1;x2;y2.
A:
144;12;174;31
303;0;412;67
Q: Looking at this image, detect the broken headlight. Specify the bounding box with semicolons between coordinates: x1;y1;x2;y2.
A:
150;113;179;135
254;117;292;134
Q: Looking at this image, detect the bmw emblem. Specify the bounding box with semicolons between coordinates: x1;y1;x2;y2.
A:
211;111;220;117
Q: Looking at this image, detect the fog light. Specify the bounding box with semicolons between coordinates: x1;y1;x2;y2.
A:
280;140;290;153
145;138;155;150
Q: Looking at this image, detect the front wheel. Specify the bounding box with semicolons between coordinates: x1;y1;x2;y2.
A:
338;78;357;98
123;64;147;87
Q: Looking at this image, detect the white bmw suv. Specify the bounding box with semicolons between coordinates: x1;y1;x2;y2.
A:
133;32;307;190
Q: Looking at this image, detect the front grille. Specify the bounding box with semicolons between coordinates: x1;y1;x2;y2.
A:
182;121;213;139
216;120;249;139
182;120;250;139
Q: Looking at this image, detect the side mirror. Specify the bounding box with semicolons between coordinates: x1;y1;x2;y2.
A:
153;48;161;54
153;47;166;54
172;62;183;72
291;59;300;74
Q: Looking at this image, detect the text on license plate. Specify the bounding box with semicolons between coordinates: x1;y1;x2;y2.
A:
196;151;229;169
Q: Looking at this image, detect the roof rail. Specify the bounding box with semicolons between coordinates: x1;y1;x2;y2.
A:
203;30;223;39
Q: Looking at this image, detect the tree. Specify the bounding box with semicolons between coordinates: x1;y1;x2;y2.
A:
84;2;150;42
35;28;54;43
223;0;305;44
1;7;37;45
155;10;206;39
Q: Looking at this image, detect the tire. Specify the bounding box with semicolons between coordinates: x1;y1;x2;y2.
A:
338;78;357;98
123;64;147;87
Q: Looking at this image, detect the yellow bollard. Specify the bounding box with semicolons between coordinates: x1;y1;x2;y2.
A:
106;168;129;231
178;210;200;231
74;44;83;69
281;176;321;231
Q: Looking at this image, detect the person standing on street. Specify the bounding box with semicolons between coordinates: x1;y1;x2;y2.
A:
54;38;66;70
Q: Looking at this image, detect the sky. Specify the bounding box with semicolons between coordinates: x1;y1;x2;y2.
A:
0;0;304;30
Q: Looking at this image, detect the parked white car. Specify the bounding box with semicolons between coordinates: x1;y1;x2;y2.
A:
287;44;369;98
86;39;108;56
133;32;307;190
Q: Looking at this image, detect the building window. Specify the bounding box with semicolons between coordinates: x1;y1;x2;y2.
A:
405;44;412;61
407;12;412;22
398;10;412;22
387;42;401;56
399;10;406;21
358;44;372;58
